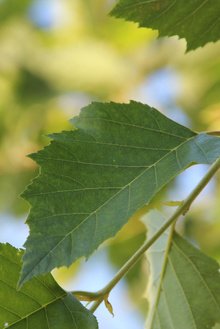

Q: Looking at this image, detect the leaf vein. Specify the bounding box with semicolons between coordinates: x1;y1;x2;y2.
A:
147;0;177;26
26;187;122;198
80;116;188;139
116;106;134;125
62;297;78;329
44;306;51;329
199;16;220;39
0;304;21;318
56;139;173;151
24;136;202;281
30;213;91;222
172;240;220;310
175;149;182;170
162;282;175;329
44;172;87;189
33;157;150;168
175;0;209;27
193;139;209;162
167;255;197;329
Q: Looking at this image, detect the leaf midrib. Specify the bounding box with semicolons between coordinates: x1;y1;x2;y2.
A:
172;239;220;311
148;224;174;329
23;135;196;282
167;255;197;329
5;293;68;329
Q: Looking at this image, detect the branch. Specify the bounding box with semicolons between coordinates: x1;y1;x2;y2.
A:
71;156;220;313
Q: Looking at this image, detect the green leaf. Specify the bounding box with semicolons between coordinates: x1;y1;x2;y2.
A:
0;243;98;329
110;0;220;51
19;101;220;287
143;210;220;329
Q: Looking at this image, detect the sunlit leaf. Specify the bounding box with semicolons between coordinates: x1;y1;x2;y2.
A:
0;243;98;329
19;101;220;287
143;210;220;329
110;0;220;51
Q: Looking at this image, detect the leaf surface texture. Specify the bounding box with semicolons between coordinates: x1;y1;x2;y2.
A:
19;101;220;286
110;0;220;51
143;210;220;329
0;243;98;329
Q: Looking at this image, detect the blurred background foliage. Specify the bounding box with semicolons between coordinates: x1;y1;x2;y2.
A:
0;0;220;327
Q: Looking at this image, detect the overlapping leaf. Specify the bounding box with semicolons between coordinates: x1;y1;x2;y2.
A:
0;243;98;329
143;210;220;329
110;0;220;51
19;101;220;286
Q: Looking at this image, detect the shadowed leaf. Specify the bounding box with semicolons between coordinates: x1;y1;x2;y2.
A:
143;210;220;329
0;243;98;329
110;0;220;51
19;101;220;286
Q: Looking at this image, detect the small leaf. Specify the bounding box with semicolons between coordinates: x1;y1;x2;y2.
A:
19;101;220;286
0;243;98;329
110;0;220;51
143;210;220;329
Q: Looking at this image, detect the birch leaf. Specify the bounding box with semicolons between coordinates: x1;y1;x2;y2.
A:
110;0;220;51
19;101;220;287
143;210;220;329
0;243;98;329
